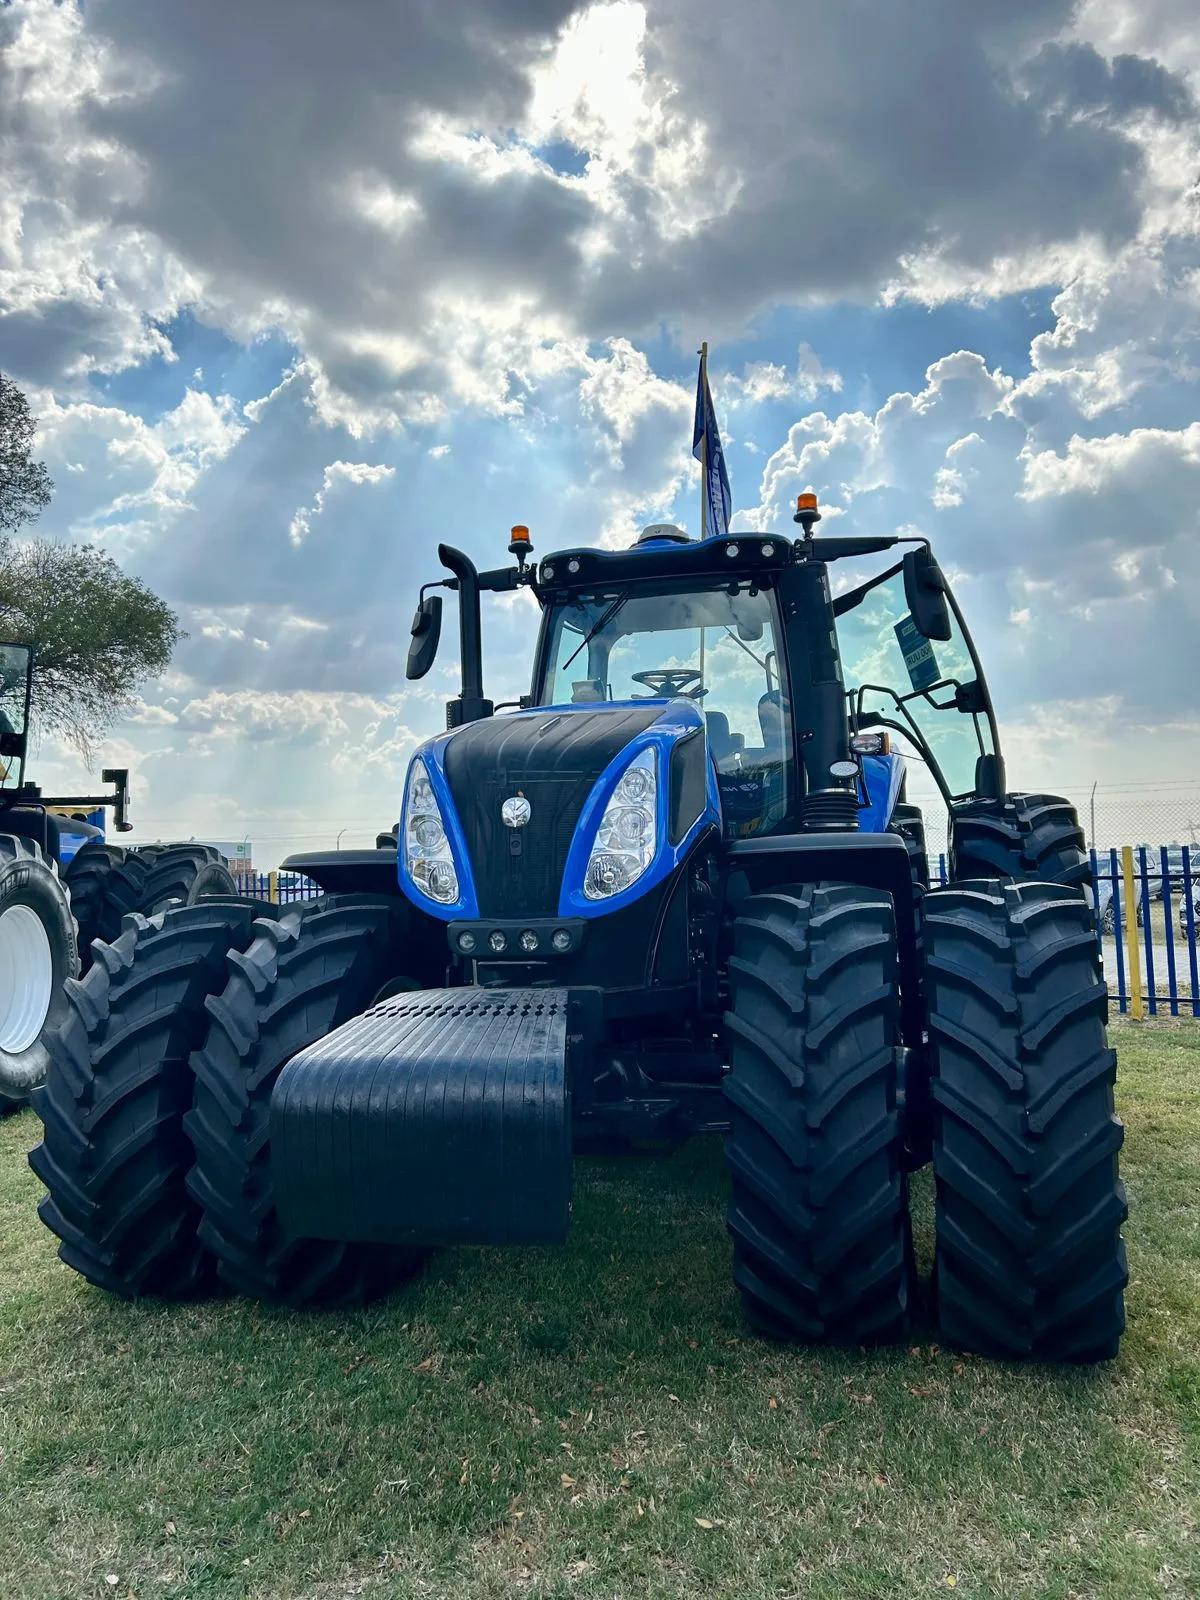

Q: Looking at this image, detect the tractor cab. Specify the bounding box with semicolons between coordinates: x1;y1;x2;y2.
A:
397;513;1001;861
535;554;793;839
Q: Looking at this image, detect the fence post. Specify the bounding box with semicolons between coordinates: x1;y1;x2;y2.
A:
1121;846;1144;1020
268;870;279;904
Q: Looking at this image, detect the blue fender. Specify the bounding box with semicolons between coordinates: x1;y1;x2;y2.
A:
858;752;906;833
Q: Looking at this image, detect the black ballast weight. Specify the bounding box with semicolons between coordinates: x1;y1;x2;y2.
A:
269;987;573;1247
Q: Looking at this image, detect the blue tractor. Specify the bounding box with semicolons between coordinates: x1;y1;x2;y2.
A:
30;508;1125;1360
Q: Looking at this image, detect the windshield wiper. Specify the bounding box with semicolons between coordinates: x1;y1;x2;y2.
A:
562;594;630;673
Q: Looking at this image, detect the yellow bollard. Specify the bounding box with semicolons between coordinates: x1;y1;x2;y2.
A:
1121;846;1144;1020
268;870;279;905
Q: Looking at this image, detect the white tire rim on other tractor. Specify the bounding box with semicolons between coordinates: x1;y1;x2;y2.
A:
0;902;55;1055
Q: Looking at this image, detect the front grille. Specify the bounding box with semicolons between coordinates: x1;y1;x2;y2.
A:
443;707;663;917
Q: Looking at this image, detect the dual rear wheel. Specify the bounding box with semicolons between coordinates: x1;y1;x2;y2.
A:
30;895;423;1305
723;877;1126;1360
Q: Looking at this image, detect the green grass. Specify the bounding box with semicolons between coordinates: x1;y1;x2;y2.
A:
2;1022;1199;1599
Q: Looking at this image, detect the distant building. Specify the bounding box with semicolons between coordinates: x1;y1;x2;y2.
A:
203;840;254;874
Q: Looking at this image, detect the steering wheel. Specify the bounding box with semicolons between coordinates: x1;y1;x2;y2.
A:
630;668;707;699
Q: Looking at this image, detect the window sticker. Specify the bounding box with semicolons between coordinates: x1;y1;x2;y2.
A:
894;614;940;691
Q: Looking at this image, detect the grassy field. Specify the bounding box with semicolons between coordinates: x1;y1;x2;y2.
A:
1;1022;1198;1600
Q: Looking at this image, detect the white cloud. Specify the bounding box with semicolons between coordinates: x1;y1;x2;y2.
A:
4;0;1193;429
1021;420;1200;500
288;459;396;548
726;345;843;407
28;386;244;556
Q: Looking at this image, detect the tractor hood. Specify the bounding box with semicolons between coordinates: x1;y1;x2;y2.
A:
398;700;719;920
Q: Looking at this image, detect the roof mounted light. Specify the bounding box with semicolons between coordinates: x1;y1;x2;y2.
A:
793;489;821;538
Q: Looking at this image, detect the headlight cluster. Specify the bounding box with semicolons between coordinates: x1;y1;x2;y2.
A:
404;756;459;905
584;748;657;900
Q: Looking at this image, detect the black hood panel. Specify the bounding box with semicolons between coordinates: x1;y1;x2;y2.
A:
442;705;664;917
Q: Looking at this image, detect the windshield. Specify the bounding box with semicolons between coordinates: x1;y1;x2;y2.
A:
540;582;791;837
834;564;995;800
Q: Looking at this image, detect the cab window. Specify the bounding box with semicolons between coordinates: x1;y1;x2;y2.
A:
541;582;791;837
834;567;995;799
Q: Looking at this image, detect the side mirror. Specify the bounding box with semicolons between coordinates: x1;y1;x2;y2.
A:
902;547;952;642
406;594;443;680
736;618;764;642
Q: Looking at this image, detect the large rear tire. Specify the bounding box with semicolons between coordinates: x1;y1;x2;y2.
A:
185;896;425;1306
0;835;78;1111
951;793;1090;890
63;843;149;973
722;883;912;1345
29;902;258;1297
924;881;1126;1361
66;843;240;973
133;844;238;914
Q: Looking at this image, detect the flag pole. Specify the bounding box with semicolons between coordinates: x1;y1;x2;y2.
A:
698;340;708;687
698;340;709;538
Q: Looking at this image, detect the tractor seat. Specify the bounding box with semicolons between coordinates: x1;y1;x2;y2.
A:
705;711;744;771
757;690;786;755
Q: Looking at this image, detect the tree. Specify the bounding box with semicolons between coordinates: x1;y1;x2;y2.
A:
0;538;182;758
0;372;53;532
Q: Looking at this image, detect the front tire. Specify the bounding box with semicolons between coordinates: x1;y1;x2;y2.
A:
185;896;425;1306
722;883;912;1344
924;881;1126;1361
29;902;258;1297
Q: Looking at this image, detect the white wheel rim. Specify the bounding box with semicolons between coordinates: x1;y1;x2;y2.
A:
0;903;55;1055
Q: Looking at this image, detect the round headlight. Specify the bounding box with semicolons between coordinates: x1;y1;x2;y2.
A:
488;930;507;953
616;765;654;804
457;931;476;953
426;862;458;903
519;929;539;953
551;928;572;952
585;851;638;899
613;806;652;846
411;814;446;851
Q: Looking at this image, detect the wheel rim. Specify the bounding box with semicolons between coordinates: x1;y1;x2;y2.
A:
0;903;55;1054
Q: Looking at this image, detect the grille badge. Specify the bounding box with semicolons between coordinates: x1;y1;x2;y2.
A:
501;795;531;829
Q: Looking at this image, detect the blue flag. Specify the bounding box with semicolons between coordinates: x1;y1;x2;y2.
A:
693;349;732;540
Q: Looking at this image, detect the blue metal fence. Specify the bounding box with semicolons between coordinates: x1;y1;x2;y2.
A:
234;872;321;905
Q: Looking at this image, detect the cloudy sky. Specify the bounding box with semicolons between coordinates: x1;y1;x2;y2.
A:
3;0;1198;860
